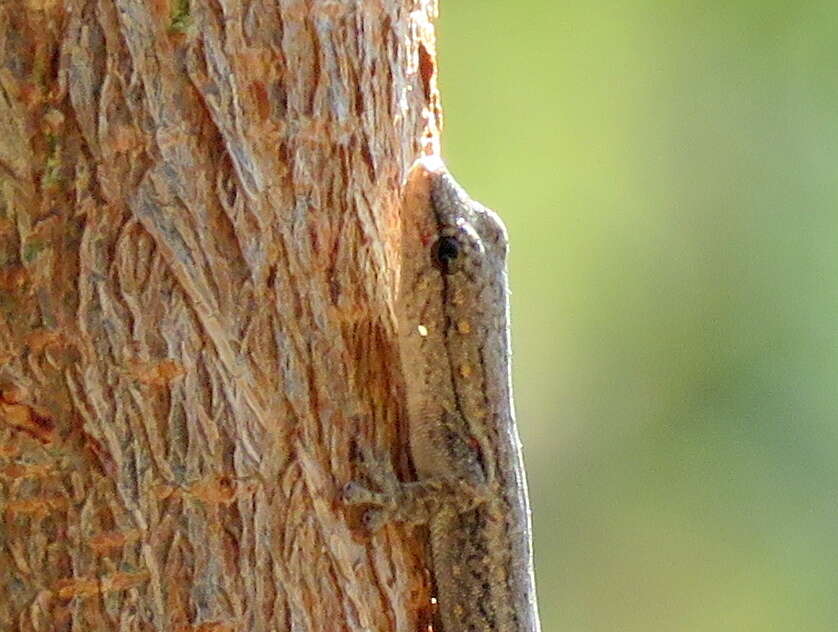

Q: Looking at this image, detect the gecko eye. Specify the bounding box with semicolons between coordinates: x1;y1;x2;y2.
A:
432;235;460;274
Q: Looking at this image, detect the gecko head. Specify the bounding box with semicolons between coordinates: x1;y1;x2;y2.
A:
430;173;509;276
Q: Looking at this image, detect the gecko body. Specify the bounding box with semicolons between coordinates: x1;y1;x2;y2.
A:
346;157;541;632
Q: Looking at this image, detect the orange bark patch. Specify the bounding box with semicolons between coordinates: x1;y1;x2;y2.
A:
54;577;99;599
0;399;56;443
0;217;15;238
5;493;68;517
154;482;179;500
175;623;236;632
186;476;237;505
0;265;29;292
111;124;144;153
54;571;149;599
25;328;66;351
156;476;255;505
249;81;270;121
88;529;141;554
0;461;53;480
102;570;150;593
129;359;185;386
0;443;20;458
1;384;29;404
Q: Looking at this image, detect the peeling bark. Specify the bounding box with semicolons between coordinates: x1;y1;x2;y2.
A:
0;1;442;630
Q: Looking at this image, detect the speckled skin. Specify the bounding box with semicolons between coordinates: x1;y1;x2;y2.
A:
345;157;541;632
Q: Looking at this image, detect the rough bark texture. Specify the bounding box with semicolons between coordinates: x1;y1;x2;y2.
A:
0;1;442;630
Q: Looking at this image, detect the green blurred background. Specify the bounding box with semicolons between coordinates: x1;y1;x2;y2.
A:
438;2;838;630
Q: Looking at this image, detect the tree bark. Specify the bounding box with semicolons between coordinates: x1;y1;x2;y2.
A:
0;1;441;630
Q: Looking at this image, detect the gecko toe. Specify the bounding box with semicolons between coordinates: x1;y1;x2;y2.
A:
342;482;394;532
341;481;384;506
361;508;388;532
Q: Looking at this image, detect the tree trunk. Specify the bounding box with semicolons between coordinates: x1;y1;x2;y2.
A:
0;1;441;630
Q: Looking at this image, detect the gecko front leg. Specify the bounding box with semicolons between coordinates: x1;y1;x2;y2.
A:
342;414;489;531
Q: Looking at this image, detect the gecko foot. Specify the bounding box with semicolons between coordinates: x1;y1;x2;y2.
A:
341;480;394;531
342;443;442;530
342;443;401;531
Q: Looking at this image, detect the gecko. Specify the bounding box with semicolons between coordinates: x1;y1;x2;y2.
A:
344;156;541;632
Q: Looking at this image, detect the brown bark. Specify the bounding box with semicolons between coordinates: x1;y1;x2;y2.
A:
0;1;441;630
